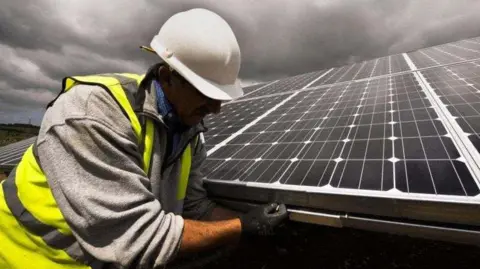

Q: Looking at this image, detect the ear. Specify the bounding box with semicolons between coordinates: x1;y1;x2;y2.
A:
157;65;172;86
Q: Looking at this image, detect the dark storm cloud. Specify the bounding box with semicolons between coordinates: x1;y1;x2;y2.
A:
1;0;480;124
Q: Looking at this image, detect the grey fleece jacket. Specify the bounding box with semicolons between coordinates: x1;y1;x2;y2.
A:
36;81;215;268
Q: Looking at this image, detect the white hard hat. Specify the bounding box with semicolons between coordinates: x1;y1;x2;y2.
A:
142;8;243;101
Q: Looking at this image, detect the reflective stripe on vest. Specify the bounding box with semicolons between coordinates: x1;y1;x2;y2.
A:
143;119;155;175
2;147;102;269
0;73;197;267
178;136;195;200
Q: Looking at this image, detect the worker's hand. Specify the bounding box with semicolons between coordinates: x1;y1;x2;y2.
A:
239;203;288;236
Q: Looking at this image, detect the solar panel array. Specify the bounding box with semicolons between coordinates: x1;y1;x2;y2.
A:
202;35;480;227
0;136;36;171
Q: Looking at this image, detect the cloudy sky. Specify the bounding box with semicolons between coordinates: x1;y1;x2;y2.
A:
1;0;480;125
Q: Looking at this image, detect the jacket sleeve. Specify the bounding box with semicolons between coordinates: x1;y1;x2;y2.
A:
36;85;184;268
182;133;216;220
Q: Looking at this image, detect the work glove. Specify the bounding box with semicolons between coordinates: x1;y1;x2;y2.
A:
239;203;288;236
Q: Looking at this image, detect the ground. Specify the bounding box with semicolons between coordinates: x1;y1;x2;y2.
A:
206;221;480;269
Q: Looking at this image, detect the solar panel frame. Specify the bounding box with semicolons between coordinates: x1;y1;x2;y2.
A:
205;178;480;226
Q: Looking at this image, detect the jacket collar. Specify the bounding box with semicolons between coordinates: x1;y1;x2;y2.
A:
138;64;207;134
154;80;174;117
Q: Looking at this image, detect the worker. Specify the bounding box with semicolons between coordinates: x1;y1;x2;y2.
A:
0;8;288;269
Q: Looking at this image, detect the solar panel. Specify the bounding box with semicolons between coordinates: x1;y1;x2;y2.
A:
309;54;410;88
204;94;289;151
239;70;328;99
407;37;480;69
242;82;268;95
417;60;480;161
0;136;36;171
205;73;479;196
202;36;480;231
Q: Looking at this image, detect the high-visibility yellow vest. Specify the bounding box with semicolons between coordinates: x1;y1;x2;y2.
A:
0;73;197;268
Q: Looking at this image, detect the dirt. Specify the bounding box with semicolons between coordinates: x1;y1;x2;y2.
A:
205;221;480;269
0;172;6;182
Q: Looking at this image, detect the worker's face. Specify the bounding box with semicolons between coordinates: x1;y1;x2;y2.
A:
161;68;222;126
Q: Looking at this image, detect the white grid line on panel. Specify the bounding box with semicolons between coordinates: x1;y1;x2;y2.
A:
293;67;371;185
206;69;334;157
207;157;458;162
415;58;480;195
207;71;344;182
206;93;299;156
448;43;480;55
228;59;480;105
216;135;454;147
403;53;480;190
243;76;339;182
388;75;398;189
303;65;370;187
205;73;474;195
240;80;280;99
399;73;437;194
304;68;335;88
387;57;395;190
330;78;378;188
292;83;364;186
358;75;384;189
435;47;466;62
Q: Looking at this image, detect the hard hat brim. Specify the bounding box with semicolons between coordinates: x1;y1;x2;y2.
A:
142;37;244;101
